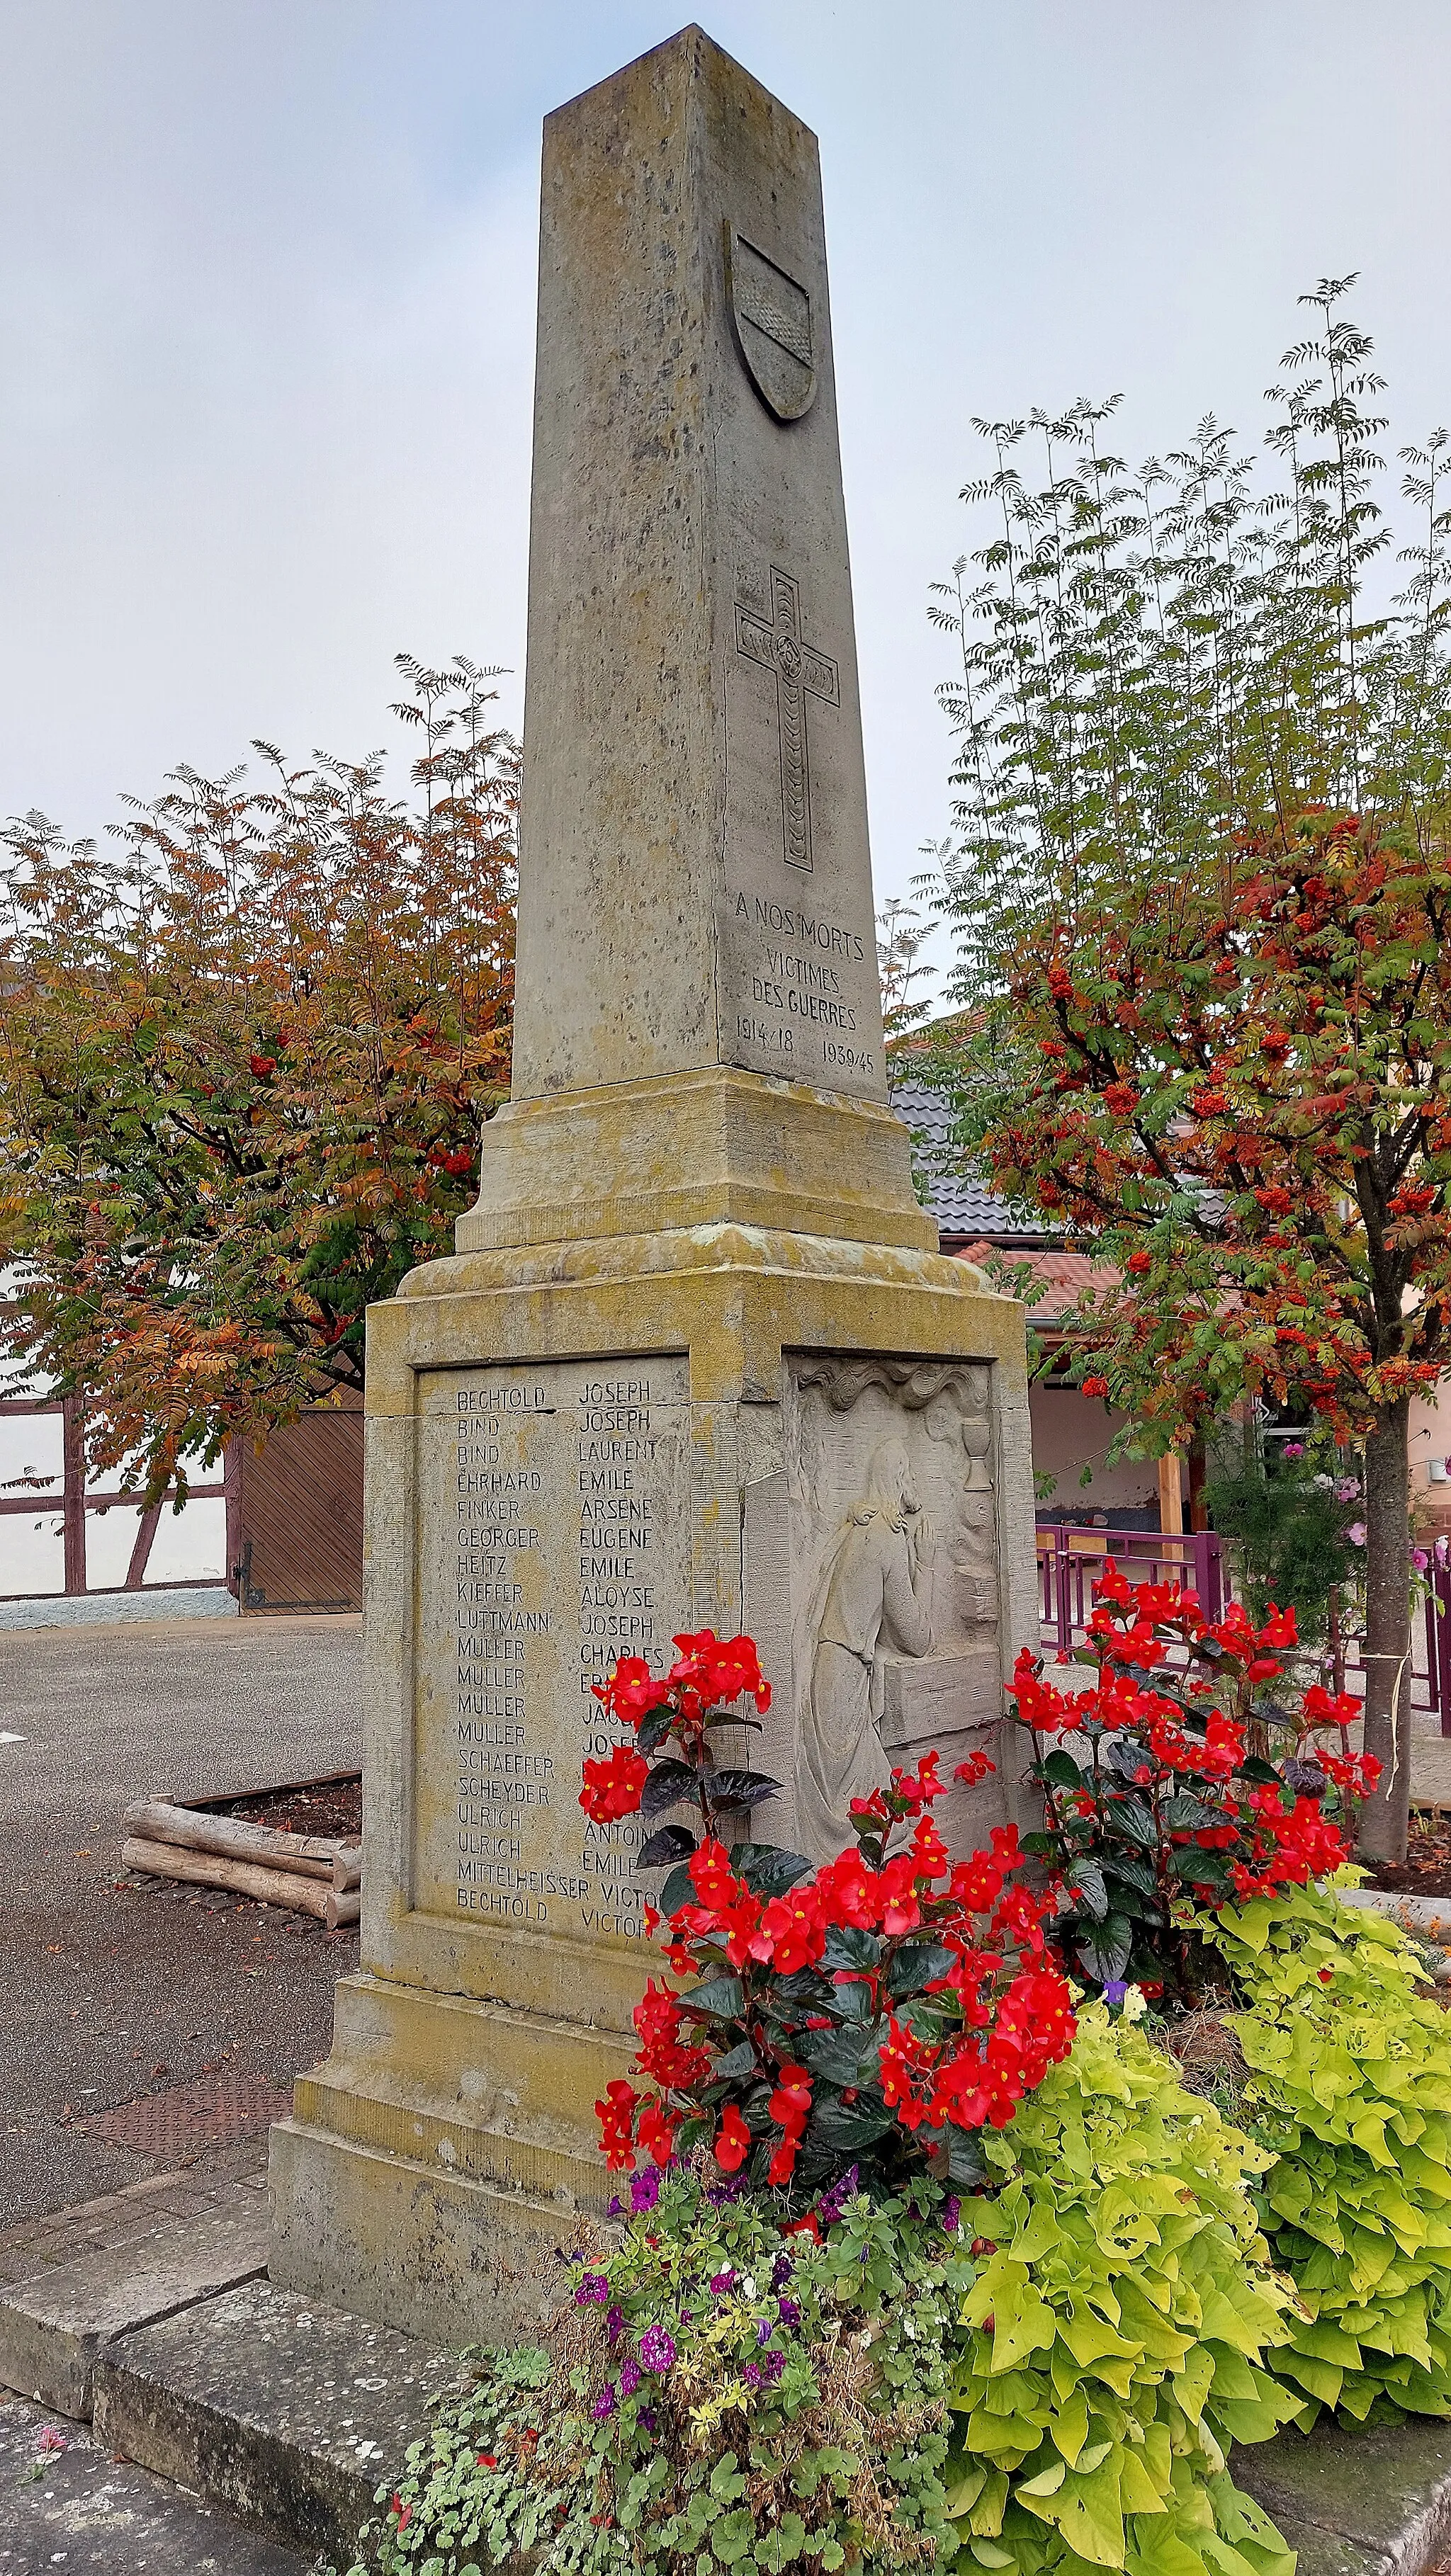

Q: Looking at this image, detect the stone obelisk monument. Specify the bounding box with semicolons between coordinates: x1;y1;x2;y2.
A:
270;23;1035;2346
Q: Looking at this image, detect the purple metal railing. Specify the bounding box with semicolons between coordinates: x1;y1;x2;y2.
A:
1036;1524;1225;1658
1036;1524;1451;1736
1426;1570;1451;1735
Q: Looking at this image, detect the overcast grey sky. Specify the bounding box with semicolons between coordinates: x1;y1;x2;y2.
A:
2;1;1447;930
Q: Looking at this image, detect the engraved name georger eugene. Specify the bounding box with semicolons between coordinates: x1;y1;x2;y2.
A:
795;1437;935;1865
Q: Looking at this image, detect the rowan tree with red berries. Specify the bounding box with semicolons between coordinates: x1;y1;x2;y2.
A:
920;283;1451;1861
0;657;516;1497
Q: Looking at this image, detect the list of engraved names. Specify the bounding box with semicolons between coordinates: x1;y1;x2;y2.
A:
413;1357;692;1944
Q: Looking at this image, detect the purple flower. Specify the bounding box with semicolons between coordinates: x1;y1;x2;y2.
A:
742;2362;762;2389
638;2325;676;2374
1102;1980;1128;2007
575;2272;610;2305
608;2196;623;2217
815;2164;859;2227
1282;1443;1305;1460
777;2298;801;2327
942;2196;961;2235
606;2305;625;2345
709;2269;737;2296
1413;1548;1430;1572
756;2317;773;2346
764;2350;785;2383
619;2357;641;2398
592;2382;617;2420
630;2167;660;2215
638;2407;657;2435
769;2254;794;2292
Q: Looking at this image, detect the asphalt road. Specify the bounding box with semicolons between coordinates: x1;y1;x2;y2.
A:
0;1614;363;2228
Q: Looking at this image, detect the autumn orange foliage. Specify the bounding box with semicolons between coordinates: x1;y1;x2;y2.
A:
0;654;516;1497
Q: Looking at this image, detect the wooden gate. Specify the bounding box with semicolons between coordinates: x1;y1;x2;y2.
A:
230;1405;364;1614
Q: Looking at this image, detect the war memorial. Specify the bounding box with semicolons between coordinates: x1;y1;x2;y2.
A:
269;22;1034;2347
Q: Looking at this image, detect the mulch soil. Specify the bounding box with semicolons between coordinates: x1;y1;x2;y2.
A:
1363;1806;1451;1899
220;1776;362;1842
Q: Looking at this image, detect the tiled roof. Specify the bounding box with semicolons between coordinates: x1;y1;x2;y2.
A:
955;1242;1117;1322
890;1079;1063;1244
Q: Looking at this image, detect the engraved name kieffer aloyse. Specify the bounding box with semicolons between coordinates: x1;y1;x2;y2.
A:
736;567;840;873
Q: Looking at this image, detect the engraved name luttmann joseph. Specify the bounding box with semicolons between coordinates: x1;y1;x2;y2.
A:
736;567;840;873
796;1438;935;1866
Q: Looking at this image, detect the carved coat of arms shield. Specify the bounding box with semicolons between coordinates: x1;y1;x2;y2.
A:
725;225;816;423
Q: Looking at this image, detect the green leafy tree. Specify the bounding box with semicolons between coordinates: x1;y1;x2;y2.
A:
922;283;1451;1861
0;655;516;1500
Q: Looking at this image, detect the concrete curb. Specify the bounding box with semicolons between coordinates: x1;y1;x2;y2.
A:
1233;2417;1451;2576
0;2202;269;2415
93;2277;462;2565
1339;1885;1451;1951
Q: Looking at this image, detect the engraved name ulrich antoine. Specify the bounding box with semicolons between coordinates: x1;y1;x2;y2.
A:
736;568;840;873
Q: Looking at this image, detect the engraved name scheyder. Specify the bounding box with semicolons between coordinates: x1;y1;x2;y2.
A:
735;567;840;873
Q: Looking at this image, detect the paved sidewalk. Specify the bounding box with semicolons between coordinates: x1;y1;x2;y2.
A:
0;2140;268;2296
1413;1708;1451;1805
0;1616;362;2230
0;2388;310;2572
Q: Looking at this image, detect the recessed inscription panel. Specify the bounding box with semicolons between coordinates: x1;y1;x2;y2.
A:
721;556;886;1102
412;1357;692;1946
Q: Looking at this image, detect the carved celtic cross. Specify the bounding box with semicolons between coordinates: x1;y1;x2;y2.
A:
735;567;840;873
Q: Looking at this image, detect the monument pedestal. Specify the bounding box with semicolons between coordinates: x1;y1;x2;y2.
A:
271;1174;1035;2345
270;28;1037;2348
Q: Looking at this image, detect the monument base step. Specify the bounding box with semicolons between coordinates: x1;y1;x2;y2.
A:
1231;2419;1451;2576
269;2109;589;2348
92;2274;461;2567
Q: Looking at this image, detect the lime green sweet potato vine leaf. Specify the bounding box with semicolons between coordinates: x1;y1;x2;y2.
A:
1209;1877;1451;2429
944;2003;1301;2576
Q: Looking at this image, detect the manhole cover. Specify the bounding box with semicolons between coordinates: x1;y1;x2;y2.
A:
80;2070;293;2160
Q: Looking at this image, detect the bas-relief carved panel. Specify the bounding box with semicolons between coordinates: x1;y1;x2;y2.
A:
782;1355;1003;1865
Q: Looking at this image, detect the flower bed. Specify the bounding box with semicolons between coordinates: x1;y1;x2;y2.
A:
342;1586;1451;2576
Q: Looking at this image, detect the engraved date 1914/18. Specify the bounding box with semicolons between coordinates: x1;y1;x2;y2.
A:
739;1016;875;1080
